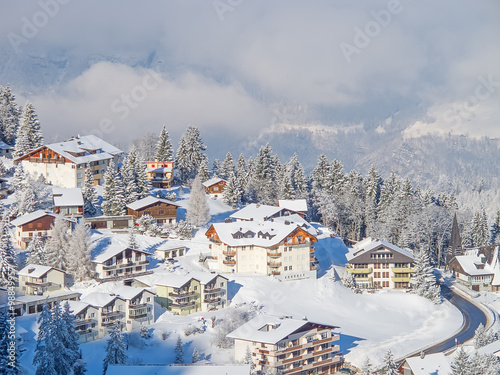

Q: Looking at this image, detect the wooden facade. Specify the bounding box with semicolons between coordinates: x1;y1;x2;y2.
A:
205;180;227;196
127;201;178;224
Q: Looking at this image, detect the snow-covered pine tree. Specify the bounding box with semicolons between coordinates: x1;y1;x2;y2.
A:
50;302;78;375
61;302;81;368
277;163;295;200
342;270;357;292
222;172;242;208
310;154;331;192
17;180;38;216
44;216;70;271
174;335;184;364
450;346;470;375
288;153;308;198
191;347;199;363
236;154;248;190
14;102;43;157
121;155;140;204
212;159;222;177
103;323;127;374
67;221;92;282
27;234;46;265
33;302;56;375
83;164;98;217
112;167;126;215
198;157;210;183
175;126;208;183
411;248;441;303
186;174;210;227
381;349;397;375
0;84;20;146
135;155;150;199
490;211;500;245
0;310;19;374
0;217;16;286
360;357;373;375
102;159;117;216
474;323;487;349
140;324;150;340
220;152;234;180
0;159;6;178
471;209;489;247
127;227;138;249
249;144;277;205
155;125;173;162
11;163;27;193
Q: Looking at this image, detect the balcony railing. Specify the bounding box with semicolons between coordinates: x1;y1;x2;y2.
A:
310;266;317;271
204;297;221;303
267;252;282;257
129;303;147;310
204;287;221;294
169;291;195;298
102;310;122;318
28;157;65;164
25;281;52;287
267;262;282;267
392;267;414;273
223;259;236;265
271;270;281;275
346;267;373;274
170;300;196;308
392;276;411;283
223;249;236;255
74;319;94;327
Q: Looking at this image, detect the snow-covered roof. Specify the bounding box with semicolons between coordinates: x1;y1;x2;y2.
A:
0;140;12;150
155;274;196;289
346;237;414;262
209;220;314;248
10;210;76;227
230;204;283;222
126;196;180;211
405;353;451;375
477;339;500;356
189;271;227;285
18;264;64;278
19;135;123;164
113;286;153;301
93;245;150;264
453;254;494;276
106;365;251;375
278;199;308;212
227;315;338;345
155;240;187;252
64;300;92;315
52;188;84;207
81;292;124;307
271;214;318;236
14;291;78;303
202;177;226;188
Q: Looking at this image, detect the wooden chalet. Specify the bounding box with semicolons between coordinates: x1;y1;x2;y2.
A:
202;177;227;198
126;196;179;224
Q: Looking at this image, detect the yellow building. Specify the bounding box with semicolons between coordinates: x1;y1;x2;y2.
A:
155;275;201;316
18;264;66;296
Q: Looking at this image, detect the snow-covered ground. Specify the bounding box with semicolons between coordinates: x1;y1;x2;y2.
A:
13;189;465;372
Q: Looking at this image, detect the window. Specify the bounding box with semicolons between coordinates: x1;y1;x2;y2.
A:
194;286;198;291
220;282;224;287
284;266;288;271
289;266;293;270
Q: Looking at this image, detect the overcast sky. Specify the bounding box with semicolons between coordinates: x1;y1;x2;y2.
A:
0;0;499;151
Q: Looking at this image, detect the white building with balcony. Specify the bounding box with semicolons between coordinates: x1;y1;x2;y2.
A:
65;300;99;343
93;246;150;280
81;292;127;338
227;315;343;374
113;286;155;331
18;264;67;296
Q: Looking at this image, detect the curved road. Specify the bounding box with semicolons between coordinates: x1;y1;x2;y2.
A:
421;285;487;355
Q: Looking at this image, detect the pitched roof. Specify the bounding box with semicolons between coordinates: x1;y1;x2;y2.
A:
189;271;227;285
202;177;226;188
346;237;414;262
271;214;318;236
155;240;187;252
209;220;316;248
81;292;124;307
126;196;180;211
227;315;338;345
18;264;64;278
92;246;150;264
10;210;76;227
453;253;494;276
404;353;451;375
154;274;196;289
113;286;153;301
16;135;122;164
230;204;285;222
64;300;93;315
106;365;251;375
52;188;84;207
0;140;12;150
278;199;308;212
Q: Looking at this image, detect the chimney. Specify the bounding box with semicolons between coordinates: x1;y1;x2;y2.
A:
420;351;425;359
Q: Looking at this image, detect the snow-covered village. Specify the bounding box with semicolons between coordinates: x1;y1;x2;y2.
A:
0;1;499;375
